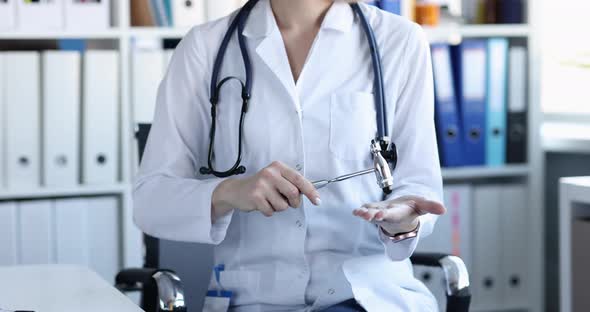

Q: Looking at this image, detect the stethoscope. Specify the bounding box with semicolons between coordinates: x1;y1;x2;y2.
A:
199;0;398;194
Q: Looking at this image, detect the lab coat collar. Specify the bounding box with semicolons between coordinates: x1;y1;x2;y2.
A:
242;0;274;39
321;1;355;33
242;0;354;39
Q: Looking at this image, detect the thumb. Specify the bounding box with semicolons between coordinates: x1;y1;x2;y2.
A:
415;199;446;215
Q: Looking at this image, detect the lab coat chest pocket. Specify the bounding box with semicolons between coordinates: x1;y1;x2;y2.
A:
329;92;377;161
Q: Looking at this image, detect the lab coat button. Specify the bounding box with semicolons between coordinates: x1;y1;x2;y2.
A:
296;220;303;228
328;288;335;295
295;164;303;171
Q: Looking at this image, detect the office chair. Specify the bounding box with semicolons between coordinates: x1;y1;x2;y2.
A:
116;123;471;312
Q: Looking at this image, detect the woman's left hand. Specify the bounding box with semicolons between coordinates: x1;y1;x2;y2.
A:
353;196;446;236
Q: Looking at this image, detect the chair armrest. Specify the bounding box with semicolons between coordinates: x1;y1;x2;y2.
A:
411;252;471;312
116;268;160;290
116;268;187;312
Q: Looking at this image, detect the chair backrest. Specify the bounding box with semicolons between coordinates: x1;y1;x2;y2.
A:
135;123;160;269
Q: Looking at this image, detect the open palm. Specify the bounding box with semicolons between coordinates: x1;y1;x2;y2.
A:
352;196;446;235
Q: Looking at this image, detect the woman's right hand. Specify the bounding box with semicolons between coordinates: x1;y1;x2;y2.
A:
211;161;321;221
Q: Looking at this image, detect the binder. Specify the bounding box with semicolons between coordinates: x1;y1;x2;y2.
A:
19;200;54;265
485;38;508;166
431;43;464;167
172;0;205;27
497;0;524;24
55;198;89;265
451;40;488;166
445;184;473;270
86;197;120;283
414;184;472;311
82;50;119;185
472;185;503;309
0;0;15;30
64;0;110;30
132;49;166;124
0;54;4;189
0;201;18;265
54;197;120;282
16;0;63;30
206;0;239;21
42;51;81;187
131;0;156;26
150;0;170;26
379;0;401;15
507;46;527;164
500;184;529;308
4;52;41;189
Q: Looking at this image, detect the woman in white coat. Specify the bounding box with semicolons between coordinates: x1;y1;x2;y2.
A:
134;0;446;311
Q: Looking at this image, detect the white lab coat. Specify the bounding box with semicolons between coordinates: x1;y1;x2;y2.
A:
134;1;442;311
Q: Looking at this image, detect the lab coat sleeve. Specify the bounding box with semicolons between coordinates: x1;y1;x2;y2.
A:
133;27;234;245
379;24;443;261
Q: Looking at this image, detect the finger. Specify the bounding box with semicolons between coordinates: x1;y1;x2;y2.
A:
414;199;446;215
353;207;381;222
272;176;302;208
257;199;274;217
267;190;290;212
278;165;320;206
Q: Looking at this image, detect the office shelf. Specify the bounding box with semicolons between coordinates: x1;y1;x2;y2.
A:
424;24;530;43
0;184;129;201
442;165;530;180
0;29;122;40
127;27;191;38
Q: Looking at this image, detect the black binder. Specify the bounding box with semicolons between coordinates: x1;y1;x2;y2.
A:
506;46;527;164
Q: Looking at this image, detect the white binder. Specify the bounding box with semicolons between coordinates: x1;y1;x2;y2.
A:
500;184;529;308
0;201;18;265
0;0;16;30
445;184;473;270
86;196;120;283
55;198;90;265
472;185;503;309
82;50;119;185
16;0;63;30
414;184;472;311
42;51;81;187
64;0;110;30
4;52;41;189
172;0;205;27
206;0;240;21
132;49;165;124
0;54;4;189
19;200;54;264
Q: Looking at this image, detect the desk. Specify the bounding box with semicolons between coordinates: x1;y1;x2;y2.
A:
0;265;142;312
559;177;590;312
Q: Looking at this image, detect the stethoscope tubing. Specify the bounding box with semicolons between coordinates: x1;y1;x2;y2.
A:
203;0;392;178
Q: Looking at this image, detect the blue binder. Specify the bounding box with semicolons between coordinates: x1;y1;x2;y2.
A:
431;43;464;167
380;0;402;15
485;38;509;166
451;40;488;166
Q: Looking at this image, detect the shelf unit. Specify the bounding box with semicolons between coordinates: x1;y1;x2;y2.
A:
0;184;130;201
442;165;531;181
0;2;543;312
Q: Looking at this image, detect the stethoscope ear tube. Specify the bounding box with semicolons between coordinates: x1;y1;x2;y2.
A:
351;3;388;139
